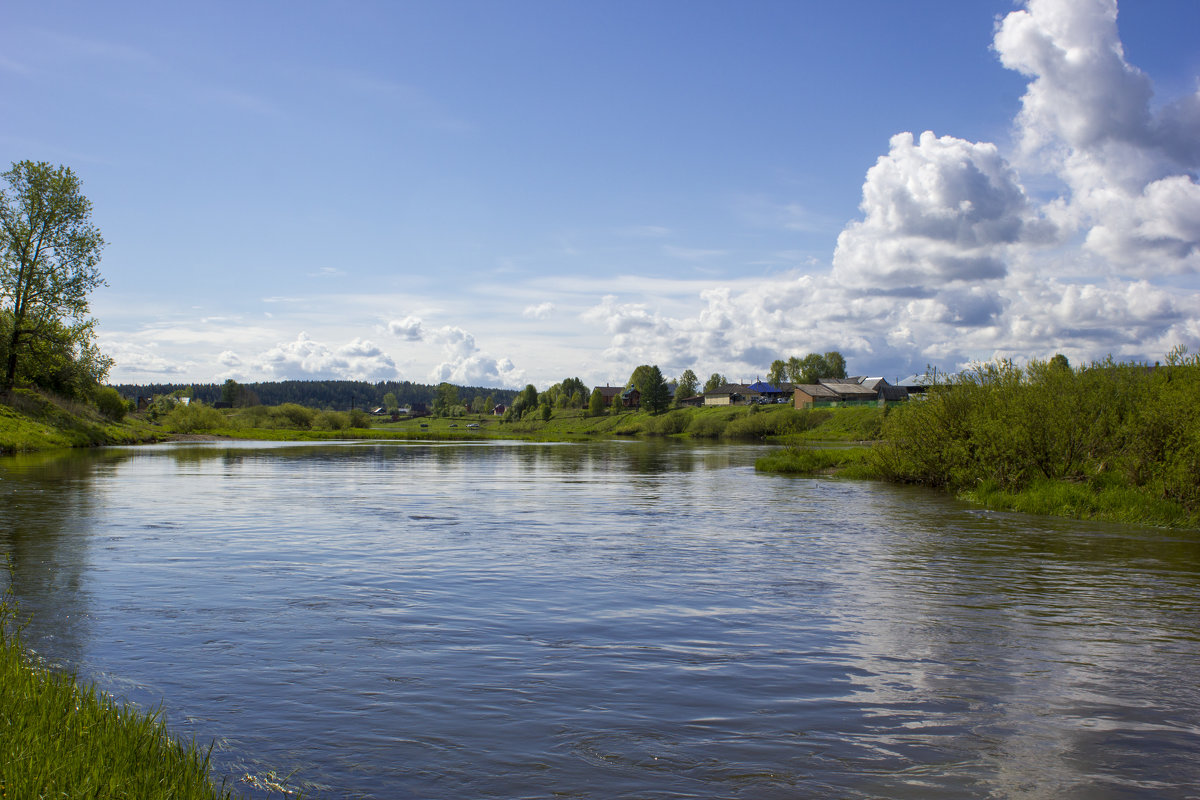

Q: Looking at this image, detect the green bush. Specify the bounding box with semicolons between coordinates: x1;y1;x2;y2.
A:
275;403;315;429
644;409;693;436
93;386;127;421
867;354;1200;517
312;410;349;430
162;402;226;433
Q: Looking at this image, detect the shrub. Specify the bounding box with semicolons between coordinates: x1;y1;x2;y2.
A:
312;410;349;430
275;403;315;429
644;409;692;436
93;386;127;421
162;402;226;433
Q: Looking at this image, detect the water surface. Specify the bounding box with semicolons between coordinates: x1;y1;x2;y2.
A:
2;440;1198;799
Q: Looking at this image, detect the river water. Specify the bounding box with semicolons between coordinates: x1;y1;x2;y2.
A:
1;440;1198;799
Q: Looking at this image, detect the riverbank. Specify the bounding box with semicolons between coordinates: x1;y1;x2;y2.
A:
0;388;159;454
0;592;240;799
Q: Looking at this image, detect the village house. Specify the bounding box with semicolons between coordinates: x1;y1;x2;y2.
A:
594;385;625;407
792;377;909;408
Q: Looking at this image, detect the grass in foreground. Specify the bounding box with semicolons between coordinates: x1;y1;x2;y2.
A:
0;593;239;800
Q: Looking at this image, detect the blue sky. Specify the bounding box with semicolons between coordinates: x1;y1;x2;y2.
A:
4;0;1199;389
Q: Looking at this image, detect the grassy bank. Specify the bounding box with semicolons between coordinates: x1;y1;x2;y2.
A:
150;401;890;445
0;388;156;454
757;356;1200;529
0;591;239;799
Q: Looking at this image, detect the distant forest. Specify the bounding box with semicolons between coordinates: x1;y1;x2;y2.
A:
111;380;519;411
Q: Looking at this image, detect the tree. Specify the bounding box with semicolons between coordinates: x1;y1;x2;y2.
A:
767;360;787;387
823;351;847;380
784;351;848;385
511;384;538;418
676;369;699;400
587;387;605;417
383;391;399;412
704;373;726;393
1;161;106;394
431;382;459;416
640;365;671;414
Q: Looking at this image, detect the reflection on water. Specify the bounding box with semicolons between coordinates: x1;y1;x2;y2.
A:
1;440;1199;800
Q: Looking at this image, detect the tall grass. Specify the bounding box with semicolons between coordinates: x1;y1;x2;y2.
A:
0;584;240;799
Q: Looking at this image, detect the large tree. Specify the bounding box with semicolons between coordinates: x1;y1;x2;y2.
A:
1;161;106;394
639;365;671;415
785;351;848;385
674;368;699;403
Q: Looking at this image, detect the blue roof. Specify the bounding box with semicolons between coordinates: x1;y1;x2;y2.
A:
747;380;782;393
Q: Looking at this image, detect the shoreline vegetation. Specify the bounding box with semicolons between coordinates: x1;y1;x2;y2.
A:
0;584;242;800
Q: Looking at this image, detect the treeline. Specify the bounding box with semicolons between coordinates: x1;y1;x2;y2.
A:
111;380;518;411
869;351;1200;519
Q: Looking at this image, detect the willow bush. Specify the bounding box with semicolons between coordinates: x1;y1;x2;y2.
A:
869;354;1200;515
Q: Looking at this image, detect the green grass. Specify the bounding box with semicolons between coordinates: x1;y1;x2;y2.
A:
0;591;241;800
0;388;157;454
960;477;1199;528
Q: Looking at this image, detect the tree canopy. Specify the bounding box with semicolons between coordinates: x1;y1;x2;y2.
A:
1;161;107;395
785;351;848;385
675;369;699;401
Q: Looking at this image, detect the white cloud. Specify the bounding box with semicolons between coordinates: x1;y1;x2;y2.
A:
387;316;424;341
994;0;1200;276
522;302;555;319
428;325;525;388
254;332;399;381
831;131;1048;293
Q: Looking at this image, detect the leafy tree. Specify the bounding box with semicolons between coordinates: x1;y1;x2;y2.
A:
587;387;605;417
767;360;787;386
431;382;459;416
1;161;107;395
221;379;240;405
0;312;111;399
785;351;847;384
676;369;699;400
383;391;399;412
704;373;726;393
640;365;671;414
569;390;583;408
625;365;654;391
511;384;538;418
1049;353;1071;372
823;351;847;379
540;402;552;421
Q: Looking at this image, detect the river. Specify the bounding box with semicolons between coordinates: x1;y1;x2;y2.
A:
1;440;1198;799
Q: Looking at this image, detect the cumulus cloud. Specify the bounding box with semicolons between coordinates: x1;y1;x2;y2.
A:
428;325;524;387
995;0;1200;275
831;131;1048;292
254;332;399;381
